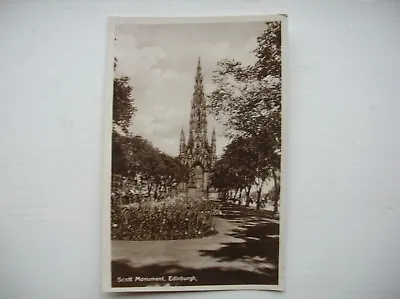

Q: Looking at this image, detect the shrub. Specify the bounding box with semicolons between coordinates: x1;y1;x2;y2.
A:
111;194;221;241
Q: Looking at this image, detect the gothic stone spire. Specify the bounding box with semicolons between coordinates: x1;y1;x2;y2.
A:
211;127;217;158
177;58;217;194
179;127;185;155
188;57;207;148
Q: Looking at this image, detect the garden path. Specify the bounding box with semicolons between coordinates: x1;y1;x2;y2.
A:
111;203;280;286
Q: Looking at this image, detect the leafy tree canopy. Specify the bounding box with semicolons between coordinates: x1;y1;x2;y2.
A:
113;57;137;133
207;21;282;158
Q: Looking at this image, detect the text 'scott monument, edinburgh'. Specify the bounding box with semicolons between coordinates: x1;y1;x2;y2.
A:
177;58;217;196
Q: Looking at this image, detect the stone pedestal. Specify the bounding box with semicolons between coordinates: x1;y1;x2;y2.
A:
203;172;208;192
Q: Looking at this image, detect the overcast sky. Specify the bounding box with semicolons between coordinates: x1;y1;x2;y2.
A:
114;21;266;157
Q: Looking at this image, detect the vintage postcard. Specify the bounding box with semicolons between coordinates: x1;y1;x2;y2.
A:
102;14;287;292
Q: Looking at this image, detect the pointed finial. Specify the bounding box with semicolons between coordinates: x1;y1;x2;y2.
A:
197;57;202;72
180;126;185;140
195;57;203;82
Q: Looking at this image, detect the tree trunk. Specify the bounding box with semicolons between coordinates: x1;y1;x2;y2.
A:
245;185;252;207
255;178;266;210
256;187;262;210
273;198;279;215
238;187;243;205
233;189;239;200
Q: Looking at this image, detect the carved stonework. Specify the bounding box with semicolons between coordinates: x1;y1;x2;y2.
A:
178;57;217;195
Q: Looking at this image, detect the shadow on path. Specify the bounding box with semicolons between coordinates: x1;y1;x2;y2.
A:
201;204;279;264
111;203;280;287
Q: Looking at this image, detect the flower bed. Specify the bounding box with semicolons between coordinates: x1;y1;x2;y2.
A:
111;194;221;241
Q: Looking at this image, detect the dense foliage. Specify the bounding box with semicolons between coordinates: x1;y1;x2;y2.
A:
110;57;218;240
207;21;282;212
112;57;189;201
112;134;189;200
113;76;136;133
111;185;220;241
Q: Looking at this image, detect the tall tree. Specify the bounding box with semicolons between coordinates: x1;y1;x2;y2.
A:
111;57;137;191
113;76;136;133
113;57;137;133
207;21;281;152
115;134;189;200
207;21;282;211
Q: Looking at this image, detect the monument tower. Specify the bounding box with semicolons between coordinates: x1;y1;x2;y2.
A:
178;57;217;196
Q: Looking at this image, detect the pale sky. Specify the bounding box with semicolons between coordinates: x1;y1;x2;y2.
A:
114;21;266;157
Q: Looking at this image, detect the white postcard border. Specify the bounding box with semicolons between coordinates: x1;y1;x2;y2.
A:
101;14;288;293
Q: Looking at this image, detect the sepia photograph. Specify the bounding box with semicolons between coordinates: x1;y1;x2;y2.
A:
102;15;287;292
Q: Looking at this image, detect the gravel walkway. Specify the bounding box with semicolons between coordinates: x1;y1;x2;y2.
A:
111;203;280;287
